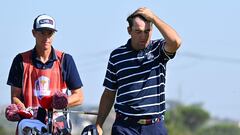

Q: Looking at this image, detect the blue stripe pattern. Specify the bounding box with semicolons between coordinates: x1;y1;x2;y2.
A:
103;39;175;118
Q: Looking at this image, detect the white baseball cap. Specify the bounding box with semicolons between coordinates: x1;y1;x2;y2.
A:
33;14;57;31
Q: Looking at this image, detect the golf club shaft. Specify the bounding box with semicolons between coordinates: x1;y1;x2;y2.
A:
54;110;98;115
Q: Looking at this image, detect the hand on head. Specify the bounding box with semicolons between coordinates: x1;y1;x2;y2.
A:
133;7;156;22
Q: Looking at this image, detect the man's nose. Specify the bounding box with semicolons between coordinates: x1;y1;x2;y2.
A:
42;33;52;38
139;32;147;38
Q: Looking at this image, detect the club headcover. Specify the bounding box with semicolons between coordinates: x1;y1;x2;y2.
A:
81;125;99;135
39;95;53;109
5;104;22;121
52;91;68;109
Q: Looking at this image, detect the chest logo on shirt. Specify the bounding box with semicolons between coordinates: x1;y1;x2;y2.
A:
34;76;51;99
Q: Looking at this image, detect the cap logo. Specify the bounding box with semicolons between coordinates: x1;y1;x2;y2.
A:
39;19;53;25
34;14;57;31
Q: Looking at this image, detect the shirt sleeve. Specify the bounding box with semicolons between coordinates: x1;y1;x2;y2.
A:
7;54;23;88
103;54;117;91
62;53;83;90
158;39;176;63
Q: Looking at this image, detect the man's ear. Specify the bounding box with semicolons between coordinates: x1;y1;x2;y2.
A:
127;27;131;35
32;30;37;37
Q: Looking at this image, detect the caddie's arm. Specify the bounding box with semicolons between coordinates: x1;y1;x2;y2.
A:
67;87;84;107
11;86;25;109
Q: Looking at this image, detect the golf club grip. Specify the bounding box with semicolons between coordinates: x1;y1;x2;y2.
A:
83;112;98;115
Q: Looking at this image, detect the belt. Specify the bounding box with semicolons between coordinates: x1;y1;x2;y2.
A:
116;113;161;125
137;117;160;125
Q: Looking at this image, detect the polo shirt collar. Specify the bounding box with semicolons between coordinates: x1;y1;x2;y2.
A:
32;46;57;62
126;39;134;51
126;38;152;52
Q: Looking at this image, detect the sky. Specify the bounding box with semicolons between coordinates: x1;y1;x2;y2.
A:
1;0;240;121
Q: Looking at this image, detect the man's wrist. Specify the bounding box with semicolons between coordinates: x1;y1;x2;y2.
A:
96;115;106;126
151;15;158;24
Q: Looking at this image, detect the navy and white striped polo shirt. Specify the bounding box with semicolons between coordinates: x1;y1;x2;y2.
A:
103;38;175;118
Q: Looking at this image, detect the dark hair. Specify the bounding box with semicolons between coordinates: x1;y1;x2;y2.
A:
127;14;151;28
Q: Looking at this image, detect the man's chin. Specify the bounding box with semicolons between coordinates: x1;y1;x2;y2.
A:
139;43;147;49
42;44;51;49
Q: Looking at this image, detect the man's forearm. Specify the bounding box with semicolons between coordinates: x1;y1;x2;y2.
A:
11;86;25;109
67;88;84;107
96;89;116;127
152;15;181;52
